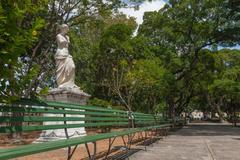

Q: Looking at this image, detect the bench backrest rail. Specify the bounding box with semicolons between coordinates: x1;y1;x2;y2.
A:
0;100;169;134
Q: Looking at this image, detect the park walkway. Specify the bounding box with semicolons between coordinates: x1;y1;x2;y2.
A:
130;123;240;160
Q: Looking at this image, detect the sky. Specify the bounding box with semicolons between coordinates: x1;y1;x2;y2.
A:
119;0;166;25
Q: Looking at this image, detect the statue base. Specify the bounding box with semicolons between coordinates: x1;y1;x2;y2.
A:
35;88;90;143
44;87;90;105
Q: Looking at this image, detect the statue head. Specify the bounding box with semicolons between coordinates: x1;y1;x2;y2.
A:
59;24;69;35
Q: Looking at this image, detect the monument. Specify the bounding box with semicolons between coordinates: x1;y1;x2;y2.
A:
36;24;90;142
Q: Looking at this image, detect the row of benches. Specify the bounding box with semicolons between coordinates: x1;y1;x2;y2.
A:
0;99;184;160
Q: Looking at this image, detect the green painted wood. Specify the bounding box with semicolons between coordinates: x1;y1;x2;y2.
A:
0;116;128;123
43;100;156;118
0;107;159;122
12;98;156;116
0;100;173;160
0;122;129;133
0;106;128;117
11;99;127;114
45;101;128;113
0;125;168;156
138;117;155;119
0;124;171;159
0;129;137;159
2;101;155;118
134;117;156;120
0;116;160;123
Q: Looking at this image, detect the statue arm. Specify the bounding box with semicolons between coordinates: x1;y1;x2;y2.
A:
56;34;68;45
66;35;70;43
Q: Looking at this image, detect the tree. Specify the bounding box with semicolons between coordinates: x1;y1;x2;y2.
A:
126;59;169;113
207;49;240;122
94;23;136;111
138;0;240;118
0;0;47;102
0;0;125;102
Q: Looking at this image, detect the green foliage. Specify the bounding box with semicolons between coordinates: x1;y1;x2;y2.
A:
0;0;127;102
208;50;240;110
138;0;240;117
125;59;169;112
126;59;167;97
89;98;125;110
1;0;239;119
38;87;49;96
89;98;112;108
0;0;47;102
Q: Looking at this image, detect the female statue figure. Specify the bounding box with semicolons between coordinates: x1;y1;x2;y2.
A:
55;24;79;89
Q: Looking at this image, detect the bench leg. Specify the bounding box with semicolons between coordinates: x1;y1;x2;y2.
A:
67;145;78;160
104;137;116;160
148;130;154;147
85;142;97;160
121;134;135;150
134;132;143;144
127;133;136;149
143;131;148;151
121;135;128;149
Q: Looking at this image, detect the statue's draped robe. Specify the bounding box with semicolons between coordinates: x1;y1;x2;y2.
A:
55;34;77;88
36;33;85;140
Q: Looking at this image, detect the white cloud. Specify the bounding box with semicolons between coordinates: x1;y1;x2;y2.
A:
119;0;166;25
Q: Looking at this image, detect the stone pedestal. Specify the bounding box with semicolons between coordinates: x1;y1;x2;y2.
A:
35;88;90;142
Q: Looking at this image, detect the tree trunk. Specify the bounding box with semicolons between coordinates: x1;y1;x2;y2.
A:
216;105;224;123
10;112;23;144
169;100;176;127
233;110;237;127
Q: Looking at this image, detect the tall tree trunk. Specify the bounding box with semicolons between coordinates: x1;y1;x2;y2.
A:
168;97;176;126
216;105;224;123
11;112;23;144
233;109;237;127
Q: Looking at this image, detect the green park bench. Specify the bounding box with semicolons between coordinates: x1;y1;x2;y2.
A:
0;99;173;160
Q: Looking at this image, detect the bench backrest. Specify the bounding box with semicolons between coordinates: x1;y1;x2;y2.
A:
0;99;168;134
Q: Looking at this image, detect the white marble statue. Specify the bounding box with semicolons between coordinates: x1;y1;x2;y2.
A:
35;24;88;143
55;24;79;89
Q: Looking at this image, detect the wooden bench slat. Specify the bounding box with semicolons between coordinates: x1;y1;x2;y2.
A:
0;100;176;160
0;128;142;158
0;106;128;117
0;116;129;123
12;99;127;114
45;101;159;117
0;116;164;123
13;99;160;116
45;101;128;113
0;124;171;160
0;122;130;133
